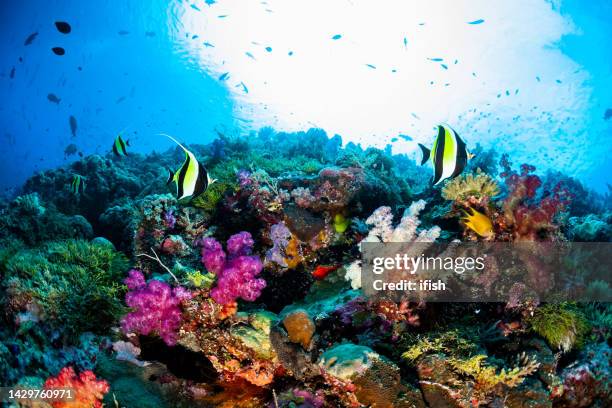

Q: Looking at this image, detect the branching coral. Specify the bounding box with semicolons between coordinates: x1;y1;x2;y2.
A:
44;366;109;408
201;232;266;305
448;353;540;398
121;269;192;346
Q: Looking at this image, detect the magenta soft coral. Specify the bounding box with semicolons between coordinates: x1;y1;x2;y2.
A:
201;232;266;305
500;154;571;241
121;269;191;346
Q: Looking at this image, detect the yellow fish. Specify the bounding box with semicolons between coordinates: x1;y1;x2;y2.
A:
461;208;494;238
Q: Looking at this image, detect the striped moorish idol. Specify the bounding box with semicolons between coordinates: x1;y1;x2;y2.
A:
162;133;216;201
70;174;86;195
112;134;130;156
418;124;474;185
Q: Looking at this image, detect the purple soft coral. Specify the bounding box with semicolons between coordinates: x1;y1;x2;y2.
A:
121;269;191;346
200;232;266;305
163;208;176;229
266;222;292;267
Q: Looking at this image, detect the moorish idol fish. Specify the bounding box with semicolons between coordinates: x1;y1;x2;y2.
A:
70;174;86;195
112;135;130;156
162;134;216;201
418;124;474;185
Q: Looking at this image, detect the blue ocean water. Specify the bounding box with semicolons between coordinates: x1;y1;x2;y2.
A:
0;0;610;194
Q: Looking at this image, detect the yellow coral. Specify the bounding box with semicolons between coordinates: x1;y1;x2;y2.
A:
449;353;539;396
441;169;499;201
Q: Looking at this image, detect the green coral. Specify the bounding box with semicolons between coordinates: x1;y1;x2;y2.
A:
230;310;278;360
528;303;590;352
191;182;230;212
441;169;500;201
185;270;215;289
3;239;128;337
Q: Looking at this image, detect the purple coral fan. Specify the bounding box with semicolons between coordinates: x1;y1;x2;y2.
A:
200;232;266;305
121;269;191;346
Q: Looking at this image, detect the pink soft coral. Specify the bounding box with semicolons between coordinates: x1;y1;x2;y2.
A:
44;366;109;408
500;154;570;241
201;232;266;305
121;269;191;345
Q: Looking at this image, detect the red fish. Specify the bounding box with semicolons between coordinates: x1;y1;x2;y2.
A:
312;265;341;280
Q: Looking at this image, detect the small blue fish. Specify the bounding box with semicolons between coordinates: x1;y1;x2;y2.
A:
365;64;376;69
190;4;201;11
205;0;216;5
332;34;342;40
403;37;408;48
391;137;398;142
411;113;420;119
536;76;541;82
265;46;272;52
288;51;294;56
506;90;510;96
429;58;443;62
245;52;256;60
239;82;249;93
219;72;230;81
556;79;562;84
218;15;228;18
192;34;199;40
203;42;215;48
441;64;448;70
399;134;413;141
467;19;485;25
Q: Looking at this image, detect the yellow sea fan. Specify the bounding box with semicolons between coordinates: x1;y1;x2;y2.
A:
441;169;499;201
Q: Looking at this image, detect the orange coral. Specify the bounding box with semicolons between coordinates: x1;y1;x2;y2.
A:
44;366;109;408
283;309;315;349
284;235;303;269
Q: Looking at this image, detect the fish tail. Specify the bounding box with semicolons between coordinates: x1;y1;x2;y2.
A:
418;143;430;165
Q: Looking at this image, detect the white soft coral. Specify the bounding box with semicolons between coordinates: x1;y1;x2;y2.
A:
345;200;440;289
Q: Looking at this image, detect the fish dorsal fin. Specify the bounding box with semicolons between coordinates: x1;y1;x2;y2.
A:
160;133;190;155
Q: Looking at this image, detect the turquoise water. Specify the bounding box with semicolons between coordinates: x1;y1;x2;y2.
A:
1;0;610;192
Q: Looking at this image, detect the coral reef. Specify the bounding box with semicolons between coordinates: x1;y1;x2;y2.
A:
1;128;610;407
